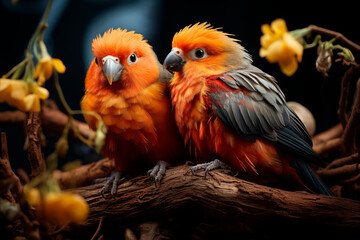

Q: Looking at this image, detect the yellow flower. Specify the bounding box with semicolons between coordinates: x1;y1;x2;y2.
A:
34;57;66;85
37;192;89;226
260;19;303;76
0;79;49;112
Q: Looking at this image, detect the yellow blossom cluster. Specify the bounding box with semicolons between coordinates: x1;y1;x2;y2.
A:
0;79;49;112
260;18;304;76
0;57;65;112
34;57;66;86
23;185;89;226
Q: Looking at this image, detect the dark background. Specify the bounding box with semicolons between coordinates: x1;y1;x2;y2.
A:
1;0;359;171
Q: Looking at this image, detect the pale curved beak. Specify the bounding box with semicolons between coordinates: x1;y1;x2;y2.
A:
102;55;123;85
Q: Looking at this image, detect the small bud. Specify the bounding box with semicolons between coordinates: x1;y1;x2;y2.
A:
338;47;355;62
316;44;333;77
55;136;69;157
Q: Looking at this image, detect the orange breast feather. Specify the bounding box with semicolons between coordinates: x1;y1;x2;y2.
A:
82;81;183;170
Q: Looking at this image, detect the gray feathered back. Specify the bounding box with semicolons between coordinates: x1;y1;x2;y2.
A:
209;62;318;163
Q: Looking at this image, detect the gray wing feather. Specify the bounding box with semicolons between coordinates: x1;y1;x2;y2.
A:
231;73;286;136
209;64;318;162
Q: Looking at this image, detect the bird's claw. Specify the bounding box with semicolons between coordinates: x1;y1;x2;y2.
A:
190;159;233;176
148;160;169;187
95;171;122;196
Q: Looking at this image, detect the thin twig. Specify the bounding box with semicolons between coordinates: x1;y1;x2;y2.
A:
312;123;343;146
326;152;359;169
341;78;360;155
337;64;360;128
318;163;360;182
48;223;69;236
313;137;341;157
90;216;104;240
342;173;360;184
309;25;360;53
319;151;360;182
0;132;23;201
1;132;9;160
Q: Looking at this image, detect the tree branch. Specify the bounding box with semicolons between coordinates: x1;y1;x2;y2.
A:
313;137;341;157
51;158;113;189
312;124;343;156
0;132;23;202
312;123;343;146
0;111;26;128
337;64;360;128
341;78;360;155
309;25;360;53
69;164;360;238
0;103;94;141
26;112;46;178
317;152;360;182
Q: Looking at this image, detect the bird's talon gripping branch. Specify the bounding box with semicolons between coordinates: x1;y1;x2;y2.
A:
191;159;232;176
148;160;169;187
97;171;122;196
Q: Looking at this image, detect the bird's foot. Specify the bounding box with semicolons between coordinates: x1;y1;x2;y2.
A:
147;160;169;187
95;171;123;196
190;159;233;176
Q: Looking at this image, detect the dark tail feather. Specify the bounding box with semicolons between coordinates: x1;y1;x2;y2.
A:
291;158;333;196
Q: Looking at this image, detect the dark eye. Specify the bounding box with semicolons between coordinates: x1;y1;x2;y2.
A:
189;48;207;60
94;57;98;65
127;53;138;65
195;49;205;58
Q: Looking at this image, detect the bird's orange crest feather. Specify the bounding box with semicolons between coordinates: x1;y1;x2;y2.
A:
172;22;239;55
92;28;150;59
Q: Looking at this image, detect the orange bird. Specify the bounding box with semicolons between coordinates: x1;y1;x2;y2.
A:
81;28;185;195
163;23;332;195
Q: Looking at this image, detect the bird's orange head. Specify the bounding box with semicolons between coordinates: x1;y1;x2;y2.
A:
85;28;160;97
164;23;252;77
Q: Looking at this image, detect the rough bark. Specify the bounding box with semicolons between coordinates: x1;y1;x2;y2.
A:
337;65;360;128
51;158;114;189
0;132;22;203
341;78;360;155
26;112;46;178
67;164;360;239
